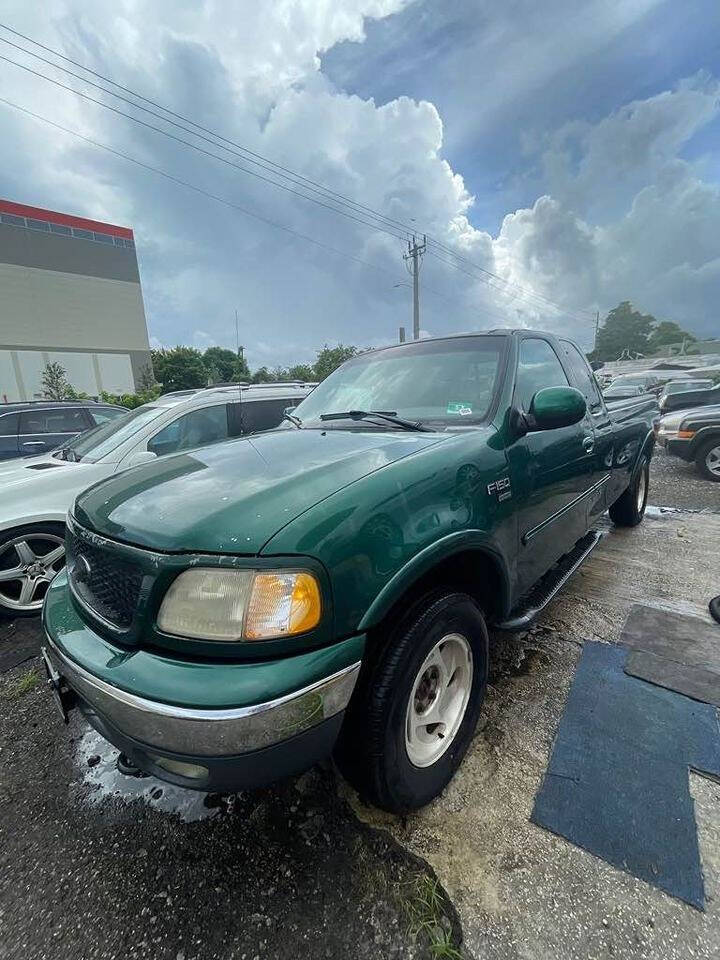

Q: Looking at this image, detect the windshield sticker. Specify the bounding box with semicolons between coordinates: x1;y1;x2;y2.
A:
447;401;473;416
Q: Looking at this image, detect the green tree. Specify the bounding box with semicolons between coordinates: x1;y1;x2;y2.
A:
151;346;208;392
202;346;251;383
590;302;656;362
648;321;697;353
250;366;275;383
287;364;316;382
313;344;357;381
41;361;71;400
136;362;157;392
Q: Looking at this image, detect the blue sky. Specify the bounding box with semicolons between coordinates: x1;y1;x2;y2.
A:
324;0;720;232
0;0;718;365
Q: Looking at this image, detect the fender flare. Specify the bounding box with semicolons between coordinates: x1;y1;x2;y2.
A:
634;428;656;479
357;531;512;632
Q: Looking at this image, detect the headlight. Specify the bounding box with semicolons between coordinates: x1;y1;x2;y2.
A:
157;568;322;641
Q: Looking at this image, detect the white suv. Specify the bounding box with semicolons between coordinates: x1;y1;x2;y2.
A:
0;383;315;615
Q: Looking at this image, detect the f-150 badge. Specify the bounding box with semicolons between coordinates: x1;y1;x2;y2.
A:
487;476;512;502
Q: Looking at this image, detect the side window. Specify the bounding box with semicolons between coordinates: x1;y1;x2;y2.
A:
240;398;293;435
19;408;90;434
89;407;126;425
561;341;602;410
147;404;229;457
515;339;570;412
0;413;19;436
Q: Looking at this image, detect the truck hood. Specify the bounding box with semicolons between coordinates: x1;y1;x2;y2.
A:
73;428;450;554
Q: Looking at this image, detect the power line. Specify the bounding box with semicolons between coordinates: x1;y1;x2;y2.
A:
0;26;417;240
0;96;401;279
0;52;412;247
3;95;530;335
0;21;598;323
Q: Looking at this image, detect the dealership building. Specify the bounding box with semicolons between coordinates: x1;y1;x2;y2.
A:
0;198;151;402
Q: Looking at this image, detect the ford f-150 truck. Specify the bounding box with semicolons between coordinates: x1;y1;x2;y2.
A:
42;331;657;811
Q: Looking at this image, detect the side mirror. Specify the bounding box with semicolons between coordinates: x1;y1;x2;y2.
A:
125;449;158;468
527;386;587;431
283;405;297;416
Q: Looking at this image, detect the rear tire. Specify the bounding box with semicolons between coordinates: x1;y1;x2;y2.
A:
609;455;649;527
336;591;488;812
694;439;720;482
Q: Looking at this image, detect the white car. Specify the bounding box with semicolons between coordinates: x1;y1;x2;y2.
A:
0;382;315;615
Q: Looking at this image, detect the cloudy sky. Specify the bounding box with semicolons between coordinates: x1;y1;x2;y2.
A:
1;0;718;368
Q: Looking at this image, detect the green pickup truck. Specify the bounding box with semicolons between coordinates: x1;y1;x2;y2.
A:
42;331;657;811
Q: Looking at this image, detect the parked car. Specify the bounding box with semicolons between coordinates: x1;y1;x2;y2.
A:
603;382;646;401
0;400;125;461
659;381;720;415
606;373;663;396
0;383;314;615
657;404;720;481
41;330;657;812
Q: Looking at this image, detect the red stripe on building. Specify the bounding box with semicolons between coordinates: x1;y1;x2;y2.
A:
0;198;134;239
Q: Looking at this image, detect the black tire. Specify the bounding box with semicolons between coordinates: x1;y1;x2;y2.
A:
0;522;66;618
609;456;649;527
694;438;720;482
336;591;489;812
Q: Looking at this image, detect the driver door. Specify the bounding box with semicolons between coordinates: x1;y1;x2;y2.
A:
506;337;594;596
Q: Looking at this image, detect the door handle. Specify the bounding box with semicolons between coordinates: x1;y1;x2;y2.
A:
22;441;46;449
583;436;595;454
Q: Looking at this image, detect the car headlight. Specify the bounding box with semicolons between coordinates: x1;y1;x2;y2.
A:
157;568;322;641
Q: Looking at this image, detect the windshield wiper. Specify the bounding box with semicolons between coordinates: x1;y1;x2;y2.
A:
319;410;431;432
282;412;303;428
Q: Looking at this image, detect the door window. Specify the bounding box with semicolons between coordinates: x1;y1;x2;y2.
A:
19;408;90;434
0;413;19;436
515;339;570;412
240;398;300;434
561;341;603;410
147;404;229;456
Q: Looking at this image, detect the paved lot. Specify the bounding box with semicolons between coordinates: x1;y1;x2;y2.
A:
0;449;718;960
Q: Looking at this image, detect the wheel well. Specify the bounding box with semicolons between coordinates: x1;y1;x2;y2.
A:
365;549;506;655
0;520;66;542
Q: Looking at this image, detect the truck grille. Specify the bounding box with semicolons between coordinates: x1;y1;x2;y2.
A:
67;532;143;629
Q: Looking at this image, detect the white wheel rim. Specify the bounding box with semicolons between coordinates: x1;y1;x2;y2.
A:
0;533;65;612
405;633;473;768
636;468;647;511
706;445;720;477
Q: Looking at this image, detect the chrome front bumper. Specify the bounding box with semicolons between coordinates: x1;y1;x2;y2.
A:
42;637;361;757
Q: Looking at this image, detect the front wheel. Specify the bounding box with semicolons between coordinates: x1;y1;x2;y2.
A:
0;523;66;616
337;591;488;812
695;439;720;482
609;456;649;527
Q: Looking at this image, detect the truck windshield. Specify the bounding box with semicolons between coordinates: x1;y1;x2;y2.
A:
293;336;505;428
52;405;165;463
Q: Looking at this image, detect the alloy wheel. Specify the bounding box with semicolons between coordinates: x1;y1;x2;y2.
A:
0;533;65;612
705;445;720;478
636;467;647;511
405;632;473;768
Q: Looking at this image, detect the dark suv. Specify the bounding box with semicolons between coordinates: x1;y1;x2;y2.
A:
0;401;125;461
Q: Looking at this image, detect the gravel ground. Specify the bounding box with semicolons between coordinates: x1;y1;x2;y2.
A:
650;445;719;512
0;452;717;960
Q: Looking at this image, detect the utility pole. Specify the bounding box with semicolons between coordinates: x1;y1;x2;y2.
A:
403;235;426;340
399;326;406;343
594;310;600;351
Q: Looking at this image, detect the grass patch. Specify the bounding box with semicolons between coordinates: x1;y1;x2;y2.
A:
3;668;41;699
402;873;464;959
